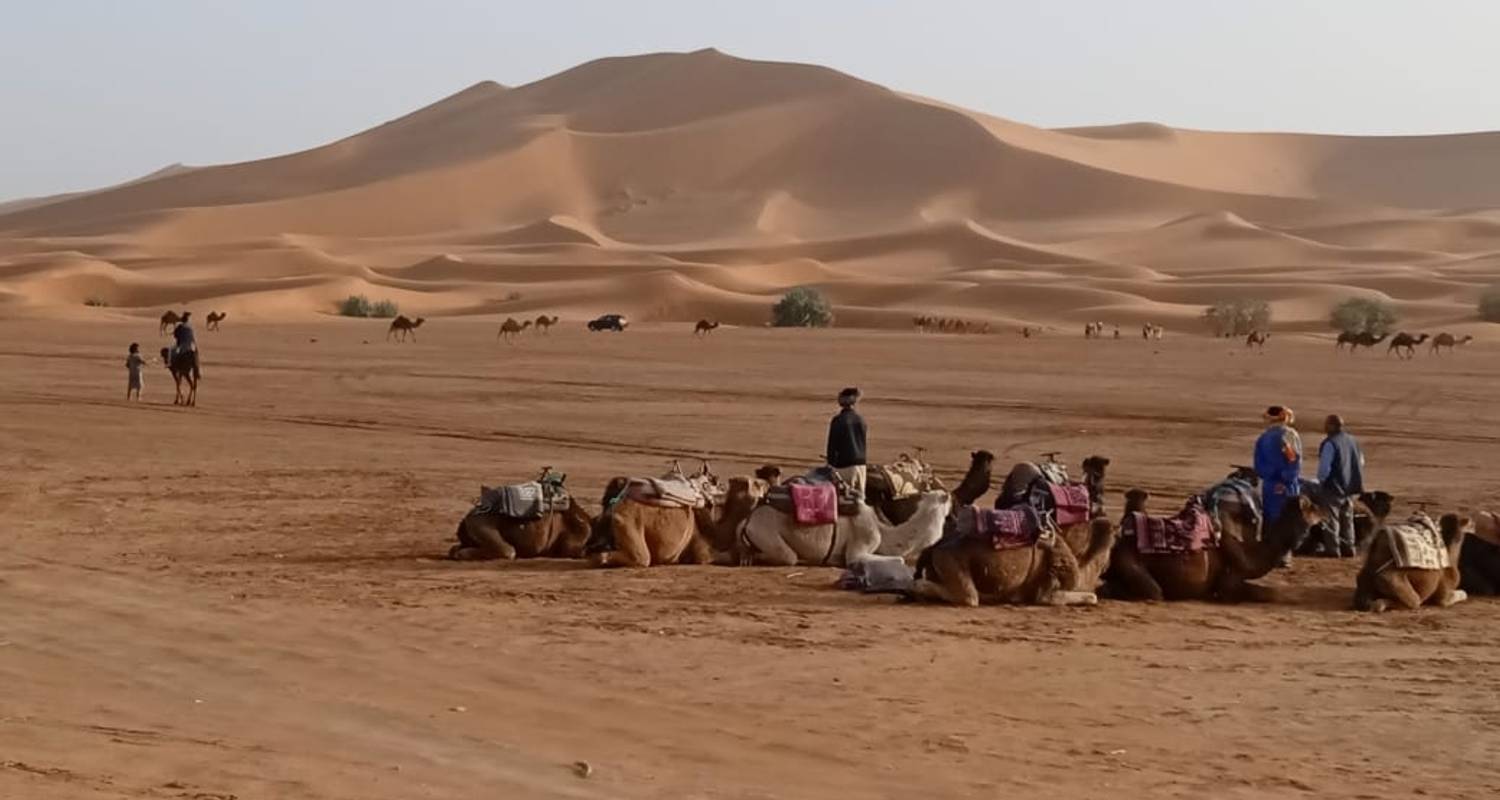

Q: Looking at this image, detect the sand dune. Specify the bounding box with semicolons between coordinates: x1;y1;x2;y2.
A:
3;48;1499;335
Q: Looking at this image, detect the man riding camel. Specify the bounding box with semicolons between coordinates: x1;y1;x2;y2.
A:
172;311;198;365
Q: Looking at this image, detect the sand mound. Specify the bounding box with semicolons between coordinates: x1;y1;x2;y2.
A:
3;49;1499;331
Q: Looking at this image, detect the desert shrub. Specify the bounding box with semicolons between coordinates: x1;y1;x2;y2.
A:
338;295;374;317
1202;298;1271;337
83;297;110;307
772;287;834;328
370;299;400;318
1330;297;1398;336
1480;286;1500;323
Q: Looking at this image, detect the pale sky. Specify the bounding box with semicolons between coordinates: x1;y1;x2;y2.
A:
3;0;1497;200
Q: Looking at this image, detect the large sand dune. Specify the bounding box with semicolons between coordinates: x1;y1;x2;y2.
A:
3;48;1500;332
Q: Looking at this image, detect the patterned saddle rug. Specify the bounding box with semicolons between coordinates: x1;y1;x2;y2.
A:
868;452;940;500
763;472;861;523
623;475;711;509
473;471;570;521
1383;514;1449;570
1048;483;1091;528
954;505;1047;550
1127;496;1216;555
1201;477;1262;537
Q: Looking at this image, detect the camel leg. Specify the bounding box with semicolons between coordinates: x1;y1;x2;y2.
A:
677;531;715;565
920;552;978;606
743;531;799;567
1433;586;1468;608
1371;571;1424;610
1038;540;1097;606
589;519;651;568
450;518;517;561
1107;547;1165;601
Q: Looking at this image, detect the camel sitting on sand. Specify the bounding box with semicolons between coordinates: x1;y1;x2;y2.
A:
534;315;559;335
1354;510;1472;611
387;315;425;343
159;346;199;406
205;311;226;331
1106;489;1325;602
450;495;594;560
1246;330;1270;349
159;310;184;336
1386;332;1429;359
497;317;532;342
588;463;723;568
738;490;952;567
1459;512;1500;595
694;319;720;337
1430;332;1474;355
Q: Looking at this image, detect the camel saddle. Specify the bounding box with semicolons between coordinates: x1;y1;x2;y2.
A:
953;506;1049;550
869;453;935;500
763;472;861;523
1381;514;1449;570
622;475;711;509
474;472;570;520
1127;497;1217;555
1201;477;1262;536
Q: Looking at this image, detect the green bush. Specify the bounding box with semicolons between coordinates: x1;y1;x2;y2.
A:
83;297;110;307
771;287;834;328
1202;298;1271;337
370;299;400;318
1480;286;1500;323
1330;297;1398;336
338;295;374;317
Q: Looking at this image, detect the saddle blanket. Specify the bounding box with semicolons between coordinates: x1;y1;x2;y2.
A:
624;476;708;509
1384;514;1449;570
474;481;568;520
871;453;935;500
1130;497;1216;555
1202;478;1262;537
1049;483;1091;527
956;506;1044;549
789;482;837;526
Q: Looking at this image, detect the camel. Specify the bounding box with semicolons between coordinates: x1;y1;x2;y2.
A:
1386;332;1428;359
694;319;720;337
909;514;1113;607
159;310;184;336
950;450;995;508
1354;512;1472;611
159;346;199;406
497;317;532;342
1430;333;1474;355
993;455;1110;518
862;452;954;524
449;496;594;560
205;311;226;331
1336;331;1388;353
1459;512;1500;595
588;466;723;568
754;464;783;486
387;315;425;343
1106;489;1325;602
1084;321;1107;339
738;490;951;567
1246;330;1270;349
533;315;559;335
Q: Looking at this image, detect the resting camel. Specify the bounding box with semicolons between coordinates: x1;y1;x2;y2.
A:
694;319;721;337
698;476;772;556
159;311;184;336
863;452;966;524
387;315;425;342
1430;333;1474;355
1387;332;1428;359
1459;511;1500;595
1106;489;1325;602
204;311;226;331
1336;331;1387;353
497;317;532;342
159;346;199;406
533;315;559;335
588;468;722;568
1246;330;1270;349
449;496;594;560
1354;511;1472;611
738;490;952;567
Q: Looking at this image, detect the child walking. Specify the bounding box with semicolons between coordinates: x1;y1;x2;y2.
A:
125;342;146;401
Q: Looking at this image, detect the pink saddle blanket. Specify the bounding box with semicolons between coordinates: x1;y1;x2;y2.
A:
970;506;1043;550
1130;498;1215;555
1049;483;1091;527
789;482;838;526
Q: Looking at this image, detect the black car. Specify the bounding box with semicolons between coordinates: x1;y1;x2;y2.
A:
587;314;629;332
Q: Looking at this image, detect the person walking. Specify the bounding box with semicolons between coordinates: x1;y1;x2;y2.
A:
826;387;868;497
1317;414;1365;557
1254;405;1303;533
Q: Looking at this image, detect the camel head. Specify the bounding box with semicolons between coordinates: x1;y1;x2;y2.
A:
1123;488;1150;515
1081;455;1111;481
599;476;630;507
1461;335;1474;345
1438;513;1472;550
1356;491;1395;524
754;465;783;485
1227;464;1260;486
1415;333;1430;344
413;317;426;328
968;450;996;471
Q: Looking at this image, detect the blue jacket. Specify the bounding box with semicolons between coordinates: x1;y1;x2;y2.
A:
1254;424;1302;490
1318;432;1364;497
173;322;196;350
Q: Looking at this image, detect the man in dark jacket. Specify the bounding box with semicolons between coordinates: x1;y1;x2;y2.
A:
826;387;868;496
1317;414;1365;557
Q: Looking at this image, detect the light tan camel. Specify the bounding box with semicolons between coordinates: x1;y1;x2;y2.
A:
387;315;425;342
497;317;532;342
1430;333;1474;355
694;319;720;337
450;497;594;560
159;310;183;336
738;491;952;567
1354;512;1472;611
589;465;724;568
534;315;559;335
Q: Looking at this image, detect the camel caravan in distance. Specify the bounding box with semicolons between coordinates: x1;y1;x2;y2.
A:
443;447;1500;613
914;315;991;335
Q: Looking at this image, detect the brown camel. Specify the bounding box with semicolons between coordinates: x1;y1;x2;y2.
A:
449;497;594;560
1245;330;1270;349
159;346;199;406
1430;332;1474;355
950;450;995;507
588;467;722;568
159;310;184;336
205;311;226;332
754;465;783;486
911;516;1113;607
1335;331;1388;353
1354;512;1472;611
387;315;425;342
700;476;771;556
1106;489;1324;602
694;319;721;337
534;315;559;335
1386;332;1429;359
497;317;532;342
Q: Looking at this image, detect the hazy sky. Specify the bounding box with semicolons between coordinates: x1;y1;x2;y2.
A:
4;1;1497;200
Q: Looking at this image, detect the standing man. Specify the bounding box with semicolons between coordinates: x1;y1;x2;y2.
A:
826;387;868;497
1317;414;1365;557
1254;405;1302;531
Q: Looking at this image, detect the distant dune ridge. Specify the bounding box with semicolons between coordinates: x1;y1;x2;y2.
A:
3;48;1499;333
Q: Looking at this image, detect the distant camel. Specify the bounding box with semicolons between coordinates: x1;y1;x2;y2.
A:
1084;321;1106;339
1430;333;1474;355
1142;323;1165;340
497;317;532;342
533;315;559;335
1337;331;1387;353
694;319;721;337
1021;326;1035;338
159;311;184;336
205;311;227;331
386;315;425;343
1387;332;1429;359
159;346;199;406
1246;330;1270;349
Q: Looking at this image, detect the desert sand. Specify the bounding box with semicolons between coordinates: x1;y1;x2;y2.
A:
4;49;1500;799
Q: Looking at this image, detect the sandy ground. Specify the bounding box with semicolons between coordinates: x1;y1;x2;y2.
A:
3;318;1499;800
